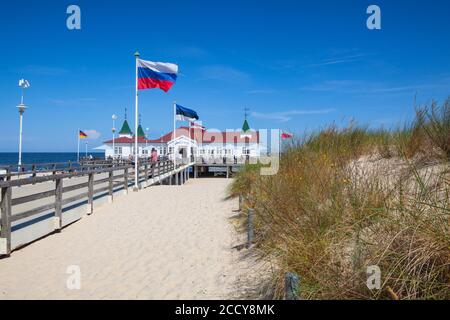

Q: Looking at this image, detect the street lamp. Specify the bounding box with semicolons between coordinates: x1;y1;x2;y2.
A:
112;114;118;160
17;79;30;171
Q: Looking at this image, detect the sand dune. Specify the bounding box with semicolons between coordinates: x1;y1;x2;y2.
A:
0;178;249;299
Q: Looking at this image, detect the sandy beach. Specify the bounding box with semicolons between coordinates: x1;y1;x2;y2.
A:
0;178;250;299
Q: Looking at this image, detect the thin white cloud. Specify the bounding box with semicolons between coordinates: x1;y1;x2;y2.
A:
300;79;449;95
241;49;372;72
300;80;361;92
246;89;277;94
252;109;335;123
83;130;101;140
304;54;369;68
198;65;250;83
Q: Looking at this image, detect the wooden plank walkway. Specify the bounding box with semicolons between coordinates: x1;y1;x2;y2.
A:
0;178;243;299
0;160;194;255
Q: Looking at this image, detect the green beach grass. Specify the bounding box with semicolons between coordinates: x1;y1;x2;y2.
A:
229;98;450;299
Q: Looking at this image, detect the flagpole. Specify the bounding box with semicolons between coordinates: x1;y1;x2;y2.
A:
85;141;88;158
134;52;140;191
77;129;80;163
279;129;281;158
173;101;176;166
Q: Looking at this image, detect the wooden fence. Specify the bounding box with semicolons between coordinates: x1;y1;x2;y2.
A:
0;159;193;256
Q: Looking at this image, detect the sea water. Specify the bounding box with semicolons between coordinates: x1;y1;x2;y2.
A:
0;152;105;166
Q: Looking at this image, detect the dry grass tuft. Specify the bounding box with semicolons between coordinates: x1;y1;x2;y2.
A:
229;98;450;300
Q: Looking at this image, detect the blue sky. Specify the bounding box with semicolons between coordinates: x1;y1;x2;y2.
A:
0;0;449;152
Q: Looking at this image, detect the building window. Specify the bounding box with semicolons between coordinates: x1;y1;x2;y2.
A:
115;147;122;155
169;147;173;154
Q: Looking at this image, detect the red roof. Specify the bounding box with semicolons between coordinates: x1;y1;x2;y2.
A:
104;127;259;144
103;136;149;144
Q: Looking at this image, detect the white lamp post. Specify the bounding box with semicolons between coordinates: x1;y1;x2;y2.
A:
17;79;30;170
112;114;118;160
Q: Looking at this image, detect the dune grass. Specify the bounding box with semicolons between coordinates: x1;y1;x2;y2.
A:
229;98;450;300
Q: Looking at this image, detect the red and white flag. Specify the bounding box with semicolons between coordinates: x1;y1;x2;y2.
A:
281;131;294;139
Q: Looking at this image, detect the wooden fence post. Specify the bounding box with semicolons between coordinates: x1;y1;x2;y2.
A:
6;168;11;181
55;178;63;231
32;165;37;184
156;162;161;184
239;194;243;212
144;164;149;187
151;163;155;179
285;272;300;300
164;162;168;184
175;170;179;185
108;170;114;203
0;186;12;256
124;167;129;195
247;208;254;248
136;161;140;189
87;173;94;215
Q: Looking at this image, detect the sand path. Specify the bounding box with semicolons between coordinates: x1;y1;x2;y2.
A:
0;178;244;299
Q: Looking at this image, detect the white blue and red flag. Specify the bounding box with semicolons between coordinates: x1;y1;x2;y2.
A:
137;59;178;92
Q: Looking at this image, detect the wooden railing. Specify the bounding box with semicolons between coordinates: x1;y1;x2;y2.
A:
0;159;191;256
0;159;141;180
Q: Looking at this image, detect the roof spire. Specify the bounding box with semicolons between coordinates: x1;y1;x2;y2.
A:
119;108;133;137
242;107;250;133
